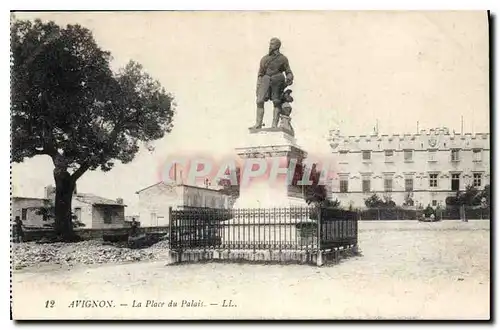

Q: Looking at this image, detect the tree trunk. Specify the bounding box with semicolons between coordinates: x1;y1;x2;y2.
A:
53;167;76;241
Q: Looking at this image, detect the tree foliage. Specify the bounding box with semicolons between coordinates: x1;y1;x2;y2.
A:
11;19;175;170
303;163;326;204
303;164;341;208
481;184;490;207
402;192;415;207
35;203;85;228
445;185;484;207
364;193;396;208
11;18;175;239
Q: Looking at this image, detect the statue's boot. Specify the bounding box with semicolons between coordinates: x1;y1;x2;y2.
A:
271;107;281;128
249;107;265;129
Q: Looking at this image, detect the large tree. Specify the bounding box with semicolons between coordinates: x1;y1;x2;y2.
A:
11;18;175;240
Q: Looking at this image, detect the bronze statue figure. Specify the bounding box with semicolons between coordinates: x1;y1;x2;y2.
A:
250;37;294;129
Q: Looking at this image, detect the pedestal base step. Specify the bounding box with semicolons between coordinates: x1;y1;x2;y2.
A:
167;249;319;265
166;245;360;267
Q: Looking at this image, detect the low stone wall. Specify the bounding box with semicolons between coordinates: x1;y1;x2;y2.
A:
19;226;170;242
18;229;56;242
77;226;169;240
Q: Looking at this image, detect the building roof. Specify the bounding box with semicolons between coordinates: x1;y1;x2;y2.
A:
136;181;225;194
75;193;126;207
135;181;171;194
11;196;49;201
181;183;225;192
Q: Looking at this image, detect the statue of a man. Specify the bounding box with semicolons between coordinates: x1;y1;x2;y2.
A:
250;37;294;129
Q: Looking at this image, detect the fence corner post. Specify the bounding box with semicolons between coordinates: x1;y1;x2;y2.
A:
316;206;322;266
168;206;173;248
316;250;323;266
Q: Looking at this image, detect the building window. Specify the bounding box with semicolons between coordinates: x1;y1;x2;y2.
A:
451;149;460;162
384;177;393;192
339;178;349;193
429;174;438;188
362;151;371;161
473;149;482;162
432;200;437;207
405;178;414;192
404;150;413;162
428;150;437;162
451;173;460;191
103;208;112;224
473;173;482;188
339;151;348;163
21;208;27;221
362;177;371;193
385;150;394;162
151;213;157;226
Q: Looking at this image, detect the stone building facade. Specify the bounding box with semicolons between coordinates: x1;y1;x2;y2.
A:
328;127;490;209
11;197;50;228
136;182;230;227
11;186;127;229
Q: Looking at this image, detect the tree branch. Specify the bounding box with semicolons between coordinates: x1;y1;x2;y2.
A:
71;163;90;181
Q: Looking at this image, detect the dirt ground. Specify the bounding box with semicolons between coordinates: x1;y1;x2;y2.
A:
12;220;490;320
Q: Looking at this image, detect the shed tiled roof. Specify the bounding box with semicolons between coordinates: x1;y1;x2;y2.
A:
75;193;126;206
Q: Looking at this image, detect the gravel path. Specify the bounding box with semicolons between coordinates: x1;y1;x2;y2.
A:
12;220;490;320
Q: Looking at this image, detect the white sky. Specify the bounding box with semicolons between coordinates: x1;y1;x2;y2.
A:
11;11;489;214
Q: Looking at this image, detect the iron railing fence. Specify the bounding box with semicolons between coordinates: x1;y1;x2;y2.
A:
169;206;358;252
320;208;358;250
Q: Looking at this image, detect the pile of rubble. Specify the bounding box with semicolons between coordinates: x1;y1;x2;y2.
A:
11;239;171;270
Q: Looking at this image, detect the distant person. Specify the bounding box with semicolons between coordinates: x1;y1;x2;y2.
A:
423;204;435;221
13;216;24;243
129;219;139;238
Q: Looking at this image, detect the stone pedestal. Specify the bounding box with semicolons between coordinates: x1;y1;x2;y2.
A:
232;127;308;209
